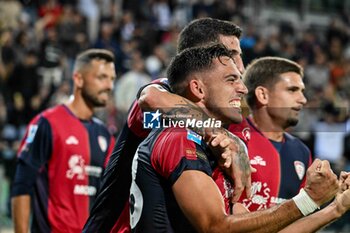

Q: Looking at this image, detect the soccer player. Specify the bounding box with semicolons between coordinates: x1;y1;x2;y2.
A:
129;44;340;233
228;56;350;232
84;18;251;233
11;49;116;233
231;57;311;210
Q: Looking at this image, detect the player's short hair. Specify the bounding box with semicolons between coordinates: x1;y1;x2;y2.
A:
167;44;234;96
244;56;304;108
74;49;114;72
177;18;242;53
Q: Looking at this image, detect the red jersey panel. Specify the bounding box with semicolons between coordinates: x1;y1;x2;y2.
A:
229;117;312;211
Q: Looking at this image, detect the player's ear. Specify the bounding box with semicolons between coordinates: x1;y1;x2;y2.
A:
188;78;204;101
73;72;84;88
255;86;269;105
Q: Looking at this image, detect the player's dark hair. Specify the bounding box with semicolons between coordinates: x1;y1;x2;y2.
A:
177;18;242;53
74;49;115;71
244;56;304;108
167;44;234;96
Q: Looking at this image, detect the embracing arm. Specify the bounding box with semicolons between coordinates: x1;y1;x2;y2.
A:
172;160;339;233
139;84;210;132
173;170;303;233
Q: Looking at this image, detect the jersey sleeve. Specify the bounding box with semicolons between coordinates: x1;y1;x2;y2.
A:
151;129;212;185
11;116;53;196
103;135;116;168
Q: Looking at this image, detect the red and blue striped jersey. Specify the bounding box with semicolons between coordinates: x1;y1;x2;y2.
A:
12;105;115;233
230;117;312;211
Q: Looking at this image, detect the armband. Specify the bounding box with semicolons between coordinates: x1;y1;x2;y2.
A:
292;188;320;216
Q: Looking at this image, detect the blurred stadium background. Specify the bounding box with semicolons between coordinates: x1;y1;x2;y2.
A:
0;0;349;232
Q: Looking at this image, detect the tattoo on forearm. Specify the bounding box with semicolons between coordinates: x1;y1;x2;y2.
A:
161;98;212;135
227;132;250;186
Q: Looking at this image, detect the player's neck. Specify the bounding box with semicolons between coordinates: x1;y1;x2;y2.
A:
250;111;284;142
66;96;94;120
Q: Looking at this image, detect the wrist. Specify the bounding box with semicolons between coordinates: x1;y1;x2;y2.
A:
334;195;347;217
292;188;320;216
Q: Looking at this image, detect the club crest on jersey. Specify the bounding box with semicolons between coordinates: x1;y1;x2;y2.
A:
98;136;107;152
242;127;251;141
294;161;305;180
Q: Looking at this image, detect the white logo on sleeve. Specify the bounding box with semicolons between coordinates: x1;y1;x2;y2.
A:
66;155;86;180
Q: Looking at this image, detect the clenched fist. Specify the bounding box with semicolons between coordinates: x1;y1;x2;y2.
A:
303;159;339;206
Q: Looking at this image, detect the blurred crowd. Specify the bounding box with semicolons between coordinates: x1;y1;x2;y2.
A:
0;0;350;229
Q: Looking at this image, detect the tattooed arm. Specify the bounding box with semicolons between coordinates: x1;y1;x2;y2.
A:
138;83;252;200
210;130;253;201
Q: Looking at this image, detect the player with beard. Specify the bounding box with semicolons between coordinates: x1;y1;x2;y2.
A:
11;49;116;233
230;57;312;210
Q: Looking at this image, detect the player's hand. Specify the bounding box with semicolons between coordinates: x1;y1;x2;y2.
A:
207;129;254;202
304;159;339;206
334;171;350;215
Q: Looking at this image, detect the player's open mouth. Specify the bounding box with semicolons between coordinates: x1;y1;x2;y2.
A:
229;100;241;108
99;91;110;97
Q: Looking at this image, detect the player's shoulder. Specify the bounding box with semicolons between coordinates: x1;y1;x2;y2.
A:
284;132;302;143
152;77;169;85
91;116;104;126
284;132;310;152
26;105;62;126
149;78;171;90
41;105;67;119
228;118;251;144
156;127;203;146
91;117;111;133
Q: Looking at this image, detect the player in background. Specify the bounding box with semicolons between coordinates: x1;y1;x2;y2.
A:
231;57;311;210
11;49;116;233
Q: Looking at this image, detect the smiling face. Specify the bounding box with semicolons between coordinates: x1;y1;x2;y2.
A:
265;72;307;128
201;56;248;124
80;59;116;107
